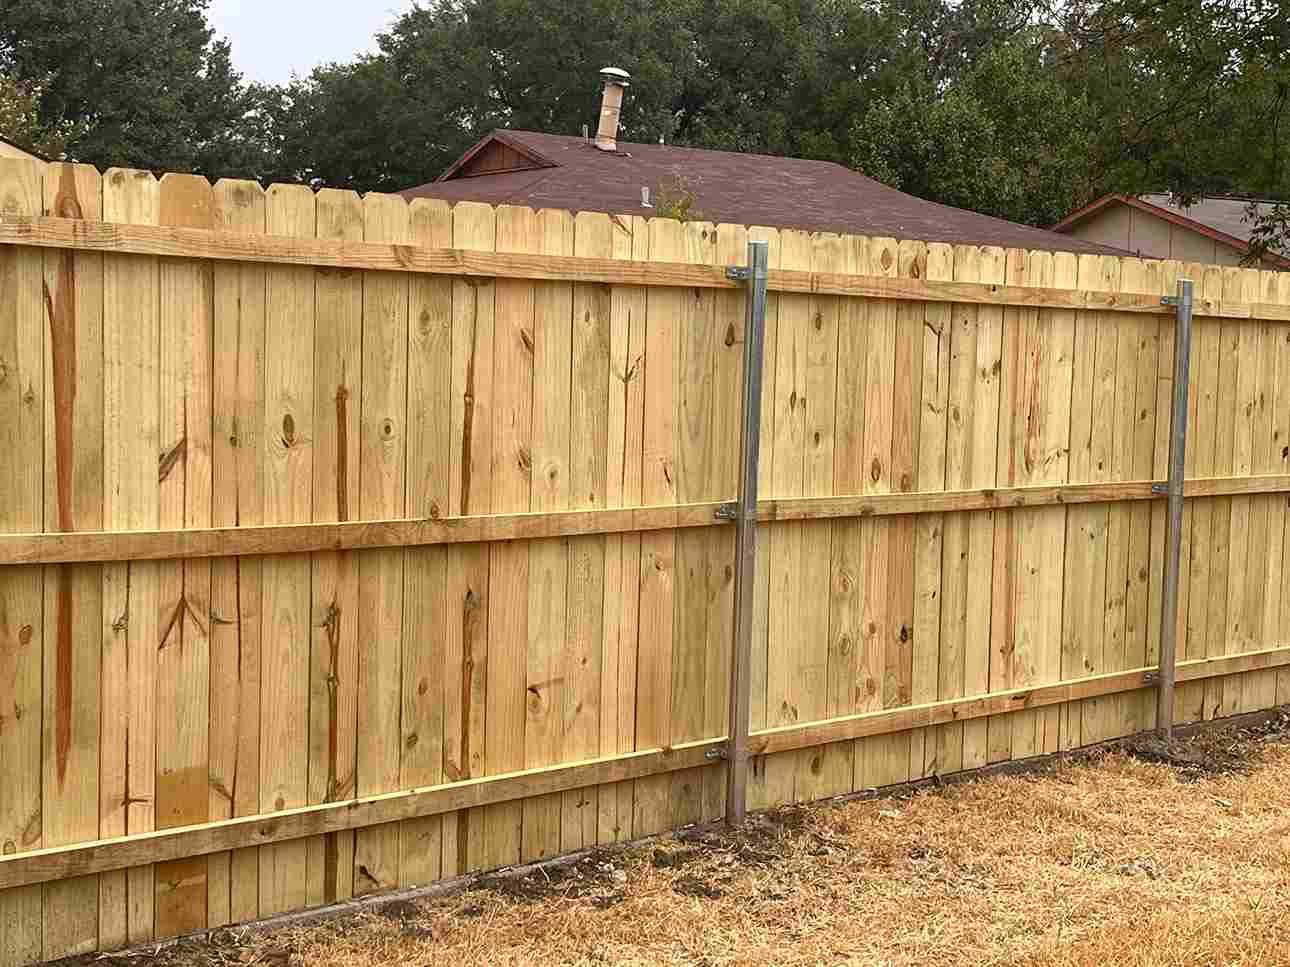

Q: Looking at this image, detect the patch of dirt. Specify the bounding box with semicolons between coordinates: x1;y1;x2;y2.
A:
1119;709;1290;780
474;849;633;906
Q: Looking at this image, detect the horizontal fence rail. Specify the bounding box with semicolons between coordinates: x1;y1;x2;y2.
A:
4;475;1288;566
748;647;1290;757
0;502;729;564
4;213;1290;321
1;645;1284;893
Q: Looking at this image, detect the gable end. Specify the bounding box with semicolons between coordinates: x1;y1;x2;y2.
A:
437;132;560;182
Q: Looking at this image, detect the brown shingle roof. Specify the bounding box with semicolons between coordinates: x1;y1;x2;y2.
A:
403;130;1123;256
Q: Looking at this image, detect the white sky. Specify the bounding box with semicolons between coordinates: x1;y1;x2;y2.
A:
207;0;418;84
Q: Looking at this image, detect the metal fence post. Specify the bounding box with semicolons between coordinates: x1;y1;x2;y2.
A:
724;239;769;825
1157;277;1194;739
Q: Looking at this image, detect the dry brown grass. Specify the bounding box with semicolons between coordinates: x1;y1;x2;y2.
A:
108;720;1290;967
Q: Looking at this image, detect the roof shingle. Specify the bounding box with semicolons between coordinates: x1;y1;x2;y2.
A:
403;130;1122;256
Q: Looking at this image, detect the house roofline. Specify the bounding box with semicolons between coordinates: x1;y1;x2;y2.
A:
1052;192;1290;269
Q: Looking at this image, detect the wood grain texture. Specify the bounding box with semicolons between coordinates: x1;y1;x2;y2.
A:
442;202;493;877
0;741;725;892
910;242;953;779
521;210;571;863
632;218;684;836
257;184;314;917
398;197;453;888
38;162;103;959
669;220;721;828
0;158;45;967
5;212;1277;319
352;192;410;895
761;228;813;807
306;188;362;907
478;205;534;871
5;643;1286;898
207;178;266;926
563;209;604;849
154;171;215;940
597;214;650;843
101;167;162;948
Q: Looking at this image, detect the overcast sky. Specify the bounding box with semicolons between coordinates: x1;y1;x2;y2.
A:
208;0;417;85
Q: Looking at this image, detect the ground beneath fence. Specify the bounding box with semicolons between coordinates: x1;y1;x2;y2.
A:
77;713;1290;967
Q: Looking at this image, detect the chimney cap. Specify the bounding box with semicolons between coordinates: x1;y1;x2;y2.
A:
599;66;631;86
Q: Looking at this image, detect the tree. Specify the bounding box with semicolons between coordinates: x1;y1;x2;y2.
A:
849;39;1099;226
0;0;266;176
269;0;700;191
0;72;66;155
1057;0;1289;200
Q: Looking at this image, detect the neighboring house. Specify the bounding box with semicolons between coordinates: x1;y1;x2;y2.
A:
1052;193;1290;269
0;135;43;165
404;69;1119;257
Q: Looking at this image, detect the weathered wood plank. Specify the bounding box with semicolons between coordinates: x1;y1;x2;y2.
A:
18;476;1290;567
101;167;163;947
38;161;104;959
910;242;953;779
441;201;494;877
0;158;45;967
6;642;1288;897
154;171;216;940
1274;271;1290;709
398;197;453;888
749;645;1290;758
857;236;901;789
6;213;1277;319
826;233;868;795
1062;255;1116;749
352;192;411;895
479;205;533;871
0;503;728;564
256;183;315;917
598;214;650;842
207;178;266;925
1210;268;1241;719
761;228;813;808
563;209;605;849
521;208;572;863
670;220;721;827
305;188;362;907
634;218;686;834
0;742;724;893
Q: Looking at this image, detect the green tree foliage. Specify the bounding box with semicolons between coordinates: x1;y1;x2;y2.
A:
0;0;266;176
850;39;1099;226
0;72;59;155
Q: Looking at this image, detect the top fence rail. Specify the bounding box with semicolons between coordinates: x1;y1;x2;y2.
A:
3;213;1289;322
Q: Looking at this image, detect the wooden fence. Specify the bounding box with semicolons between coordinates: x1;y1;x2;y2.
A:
2;158;1290;964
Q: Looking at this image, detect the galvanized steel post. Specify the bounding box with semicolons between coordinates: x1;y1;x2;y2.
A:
724;240;769;824
1157;277;1194;739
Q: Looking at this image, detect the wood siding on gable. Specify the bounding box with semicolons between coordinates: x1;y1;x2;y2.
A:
1064;203;1267;268
451;140;546;180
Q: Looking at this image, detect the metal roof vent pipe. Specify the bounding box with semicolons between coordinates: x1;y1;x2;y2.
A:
594;67;631;152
